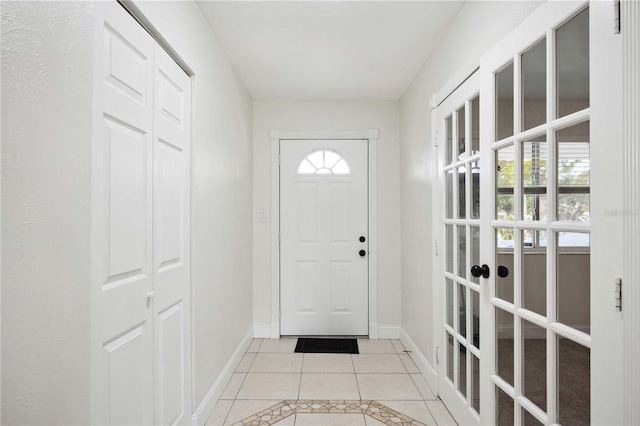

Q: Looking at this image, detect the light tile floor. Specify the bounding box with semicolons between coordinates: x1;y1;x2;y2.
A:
206;338;458;426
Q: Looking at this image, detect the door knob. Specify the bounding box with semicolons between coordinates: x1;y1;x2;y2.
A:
146;291;155;307
359;250;366;257
471;264;490;279
359;236;366;243
497;265;509;278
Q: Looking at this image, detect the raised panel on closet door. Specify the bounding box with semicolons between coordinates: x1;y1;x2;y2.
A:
153;43;191;426
94;2;154;424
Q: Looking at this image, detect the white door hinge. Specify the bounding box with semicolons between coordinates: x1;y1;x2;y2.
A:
435;130;439;148
614;0;621;34
435;239;439;256
435;346;440;365
278;232;281;243
278;155;281;166
615;277;622;311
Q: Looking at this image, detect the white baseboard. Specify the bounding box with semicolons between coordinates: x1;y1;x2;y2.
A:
190;327;253;426
400;327;438;396
378;325;401;339
369;323;379;339
253;324;272;339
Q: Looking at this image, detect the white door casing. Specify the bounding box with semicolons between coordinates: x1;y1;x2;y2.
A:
91;2;191;424
269;130;378;339
280;140;368;336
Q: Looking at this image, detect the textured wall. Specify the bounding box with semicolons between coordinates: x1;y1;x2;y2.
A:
1;2;94;424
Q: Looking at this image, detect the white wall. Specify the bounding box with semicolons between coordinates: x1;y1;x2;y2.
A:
2;1;254;423
1;2;94;423
399;1;524;369
253;101;401;333
130;0;254;416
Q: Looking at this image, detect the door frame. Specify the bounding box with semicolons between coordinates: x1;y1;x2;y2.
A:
269;129;379;339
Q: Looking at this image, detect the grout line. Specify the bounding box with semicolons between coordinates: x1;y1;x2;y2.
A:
409;373;426;402
221;399;233;426
297;354;303;400
351;354;363;400
398;352;409;374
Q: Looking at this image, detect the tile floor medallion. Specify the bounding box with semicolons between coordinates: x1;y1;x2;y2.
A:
231;400;428;425
207;339;458;426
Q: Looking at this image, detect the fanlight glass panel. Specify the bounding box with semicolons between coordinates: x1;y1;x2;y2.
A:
297;150;351;175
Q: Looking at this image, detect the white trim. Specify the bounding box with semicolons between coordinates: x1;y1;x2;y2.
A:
623;0;640;423
368;132;379;339
368;323;379;340
190;328;253;426
270;136;280;338
432;0;543;109
429;104;440;400
378;326;401;339
271;129;376;141
253;325;272;339
400;327;438;395
270;129;379;339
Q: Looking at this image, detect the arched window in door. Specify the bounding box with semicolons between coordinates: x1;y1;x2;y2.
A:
297;150;351;175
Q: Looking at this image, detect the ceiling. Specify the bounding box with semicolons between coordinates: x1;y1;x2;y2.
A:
197;1;465;101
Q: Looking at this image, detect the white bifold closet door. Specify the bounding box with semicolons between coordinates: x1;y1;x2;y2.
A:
92;2;191;425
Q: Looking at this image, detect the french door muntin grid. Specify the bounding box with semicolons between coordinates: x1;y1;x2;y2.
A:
486;5;591;425
442;91;481;418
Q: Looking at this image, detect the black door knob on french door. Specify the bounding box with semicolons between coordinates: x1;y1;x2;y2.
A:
497;265;509;278
471;264;490;279
359;250;366;257
359;236;366;242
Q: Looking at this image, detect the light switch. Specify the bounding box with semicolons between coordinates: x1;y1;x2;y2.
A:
257;209;269;222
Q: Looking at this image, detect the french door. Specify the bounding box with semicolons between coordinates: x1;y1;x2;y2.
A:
436;71;482;425
438;1;623;424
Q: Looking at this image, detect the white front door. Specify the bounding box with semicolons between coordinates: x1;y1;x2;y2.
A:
92;3;191;424
280;139;369;336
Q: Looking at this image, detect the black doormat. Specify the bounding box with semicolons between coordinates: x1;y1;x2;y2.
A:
294;338;359;354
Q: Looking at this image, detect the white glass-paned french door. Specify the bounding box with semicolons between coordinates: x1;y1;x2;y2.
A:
436;71;482;426
477;1;623;425
436;1;623;424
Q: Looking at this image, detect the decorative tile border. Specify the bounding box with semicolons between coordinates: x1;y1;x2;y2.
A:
231;399;429;425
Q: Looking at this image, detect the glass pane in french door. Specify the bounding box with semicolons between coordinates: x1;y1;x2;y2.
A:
485;4;591;425
439;73;481;424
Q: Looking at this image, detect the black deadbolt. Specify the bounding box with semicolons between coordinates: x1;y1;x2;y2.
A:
359;250;366;257
471;264;490;279
359;236;366;243
497;265;509;278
